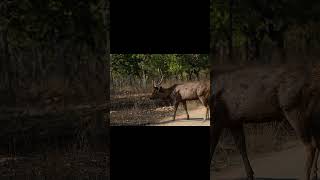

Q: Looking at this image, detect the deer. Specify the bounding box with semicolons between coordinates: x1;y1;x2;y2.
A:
150;75;210;121
210;64;320;180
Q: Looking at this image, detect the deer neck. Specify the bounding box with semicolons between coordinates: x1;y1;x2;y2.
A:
163;84;178;100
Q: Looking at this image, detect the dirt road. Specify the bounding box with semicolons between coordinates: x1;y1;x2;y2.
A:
211;141;311;180
148;106;210;126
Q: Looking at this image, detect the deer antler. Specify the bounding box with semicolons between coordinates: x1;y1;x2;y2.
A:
157;69;164;86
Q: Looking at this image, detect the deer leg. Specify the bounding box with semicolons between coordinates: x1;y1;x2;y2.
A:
313;148;319;180
182;101;190;120
210;122;223;166
312;138;320;180
173;102;179;121
283;108;314;180
230;126;254;180
305;145;316;180
206;106;209;120
199;96;208;120
211;99;226;168
202;106;209;122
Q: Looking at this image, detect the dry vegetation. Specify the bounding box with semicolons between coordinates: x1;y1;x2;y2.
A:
0;138;109;179
0;152;107;179
0;111;109;179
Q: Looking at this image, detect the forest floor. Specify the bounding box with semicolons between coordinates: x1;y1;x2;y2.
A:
110;92;209;126
211;140;308;180
148;106;209;126
0;150;108;179
210;120;309;180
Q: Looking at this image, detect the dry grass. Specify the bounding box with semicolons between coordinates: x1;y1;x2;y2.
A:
0;154;108;179
111;94;205;126
0;117;109;179
0;144;109;179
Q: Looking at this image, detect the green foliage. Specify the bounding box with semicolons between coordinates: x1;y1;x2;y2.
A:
0;0;109;106
212;0;229;44
111;54;208;80
212;0;320;63
1;0;106;48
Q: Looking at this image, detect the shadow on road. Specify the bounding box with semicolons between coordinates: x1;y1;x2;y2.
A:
154;117;208;125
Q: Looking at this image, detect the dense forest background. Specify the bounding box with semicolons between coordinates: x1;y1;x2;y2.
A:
0;0;109;178
111;54;209;94
0;0;108;106
211;0;320;64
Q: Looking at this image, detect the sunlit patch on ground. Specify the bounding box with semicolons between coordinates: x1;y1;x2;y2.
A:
155;106;174;112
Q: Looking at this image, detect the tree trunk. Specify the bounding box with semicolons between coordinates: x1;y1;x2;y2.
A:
188;71;192;80
247;36;261;62
142;70;147;89
228;0;234;63
195;70;200;80
245;36;249;62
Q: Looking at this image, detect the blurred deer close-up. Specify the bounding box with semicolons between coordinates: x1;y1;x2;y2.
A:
210;64;320;180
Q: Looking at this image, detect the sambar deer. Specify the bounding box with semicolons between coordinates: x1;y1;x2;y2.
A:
150;75;210;121
210;64;320;180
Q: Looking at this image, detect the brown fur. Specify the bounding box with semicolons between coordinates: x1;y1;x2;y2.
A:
150;81;210;121
210;64;320;180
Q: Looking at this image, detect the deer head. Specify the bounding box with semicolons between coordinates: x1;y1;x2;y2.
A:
150;74;167;100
